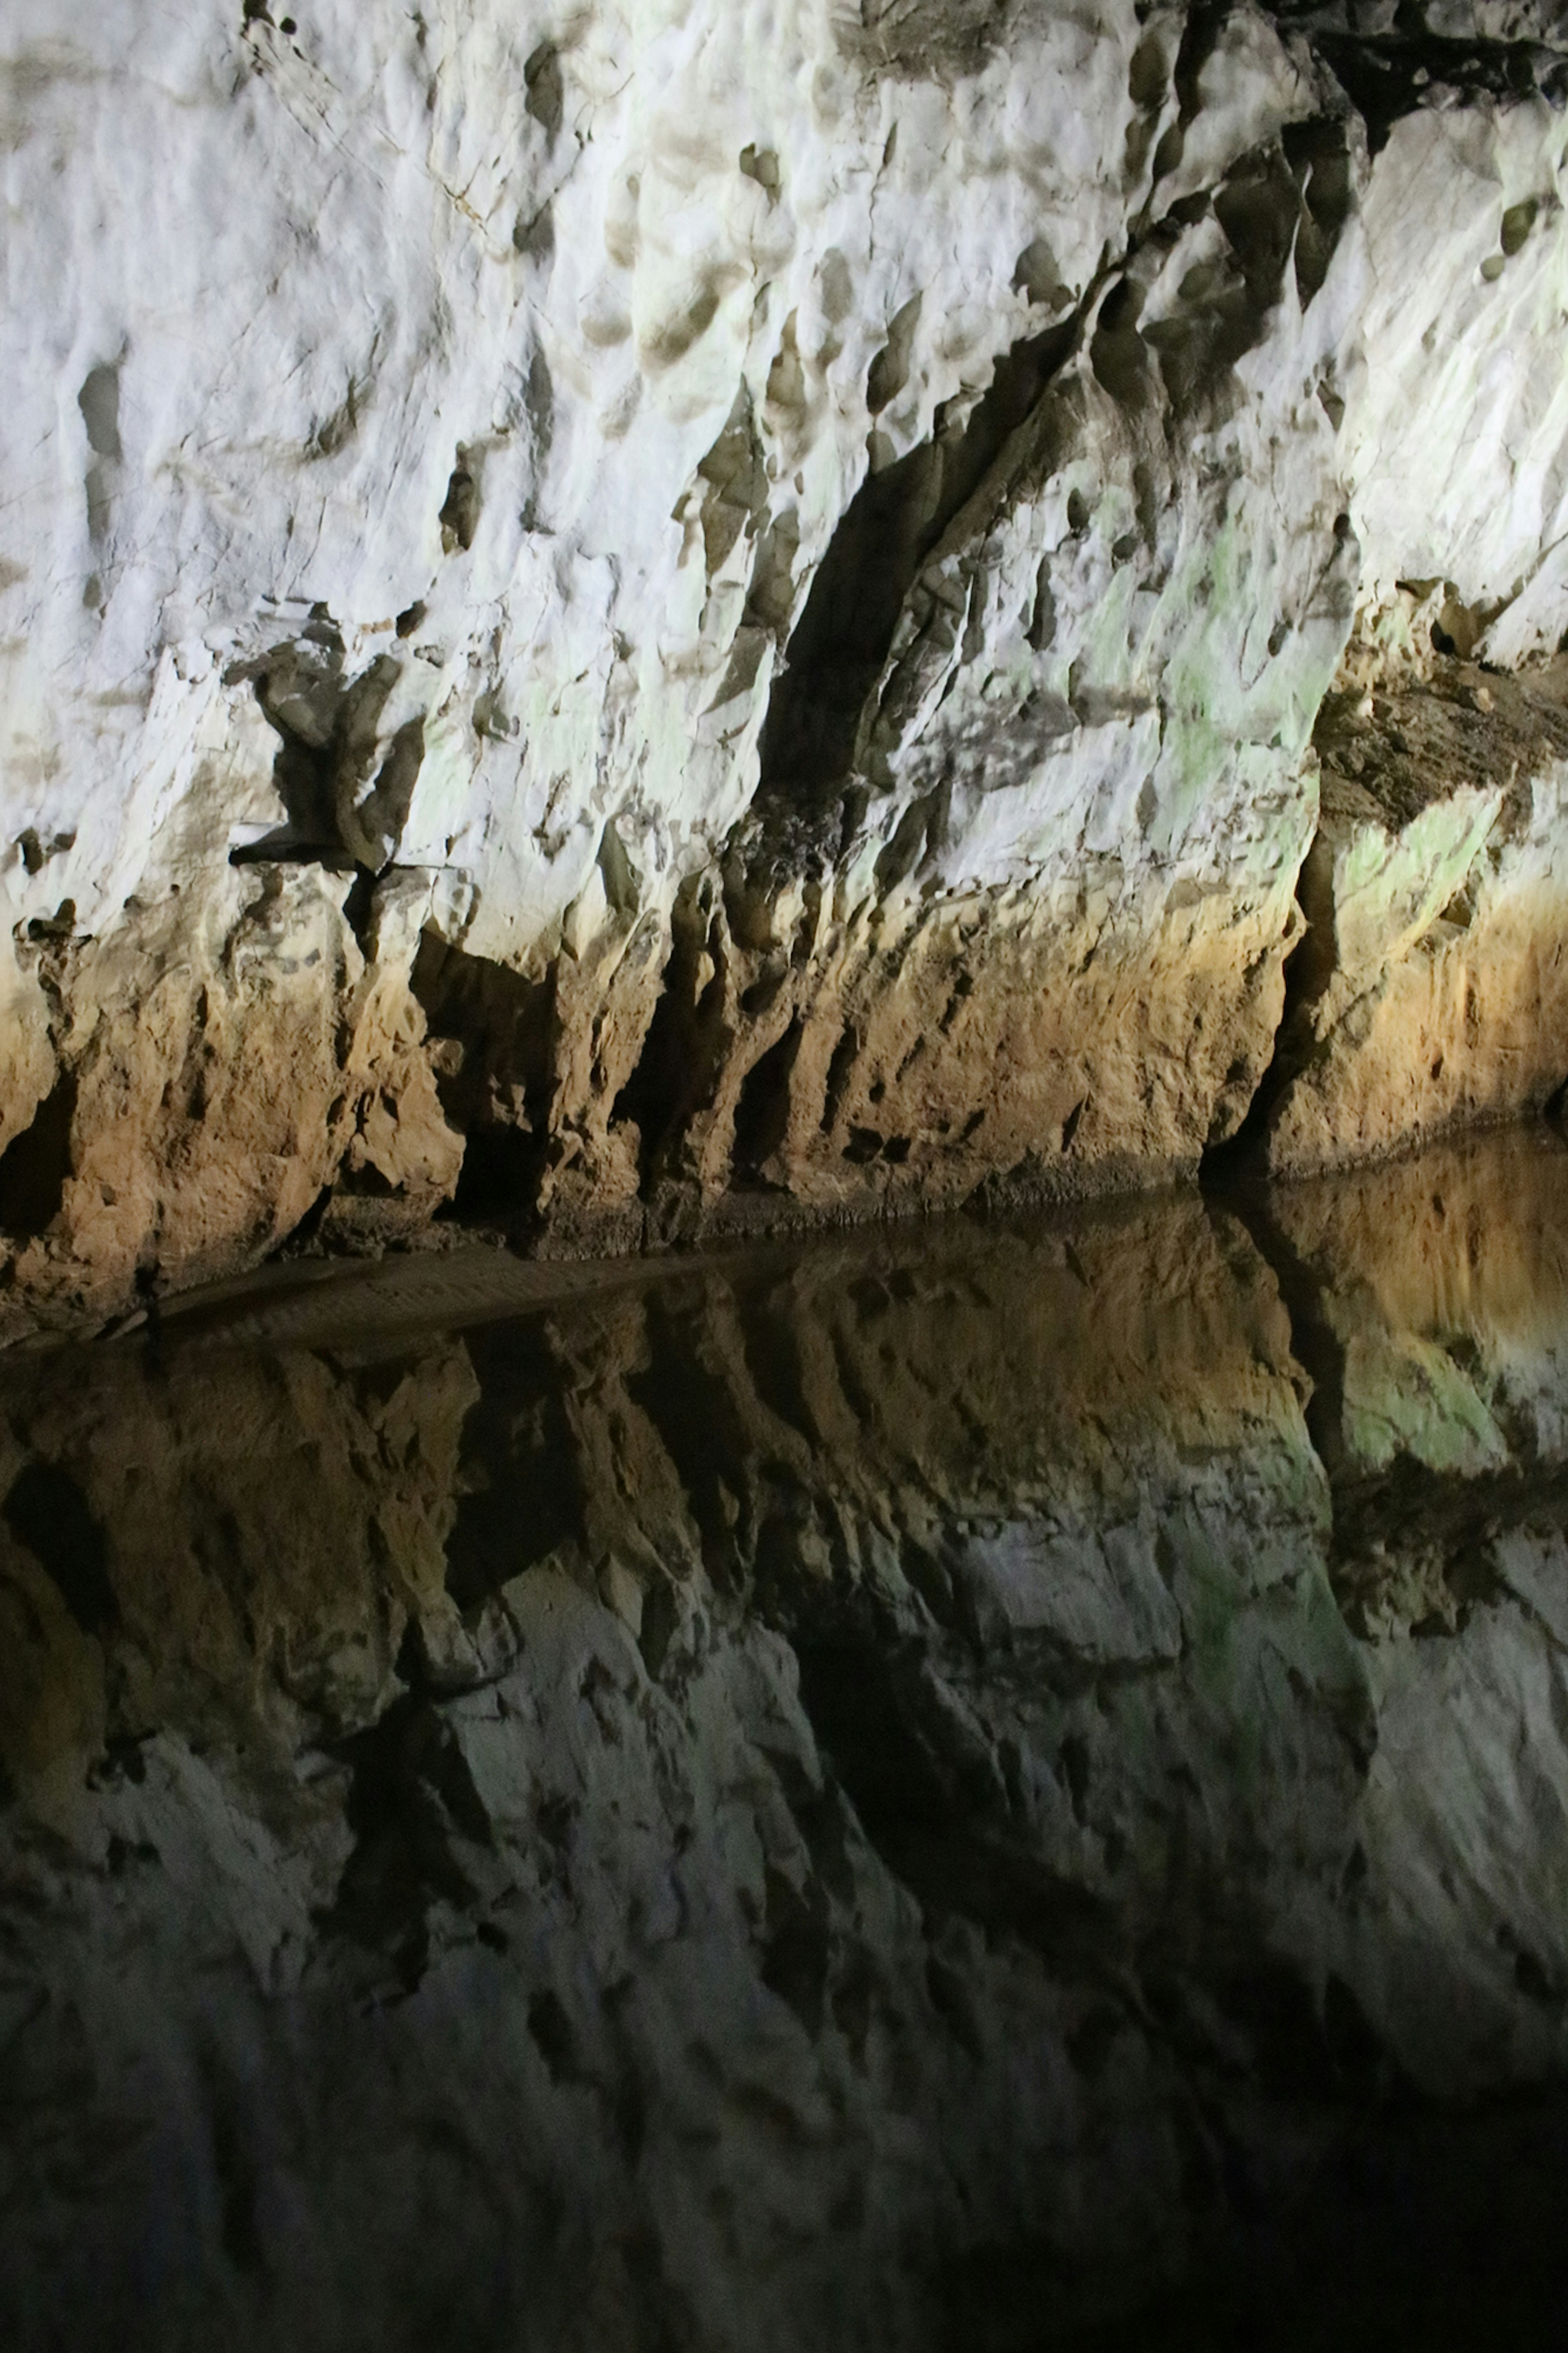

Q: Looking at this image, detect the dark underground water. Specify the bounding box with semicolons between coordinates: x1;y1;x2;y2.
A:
6;1131;1568;2349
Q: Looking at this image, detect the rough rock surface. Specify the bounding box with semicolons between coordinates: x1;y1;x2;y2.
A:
1247;652;1568;1163
4;1129;1568;2348
6;2;1568;1310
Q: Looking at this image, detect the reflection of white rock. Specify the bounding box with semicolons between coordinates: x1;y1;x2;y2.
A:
952;1516;1184;1660
1360;1605;1568;2089
1340;1327;1512;1474
1494;1526;1568;1649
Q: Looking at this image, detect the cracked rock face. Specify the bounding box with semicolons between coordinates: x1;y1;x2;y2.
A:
4;3;1568;1309
5;1130;1568;2346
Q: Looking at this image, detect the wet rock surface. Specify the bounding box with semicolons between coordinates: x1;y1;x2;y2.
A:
4;1128;1568;2347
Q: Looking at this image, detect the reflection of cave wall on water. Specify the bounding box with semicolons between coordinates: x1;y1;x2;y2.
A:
5;1131;1568;2348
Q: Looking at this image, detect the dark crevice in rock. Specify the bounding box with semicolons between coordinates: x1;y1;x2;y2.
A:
2;1457;116;1637
200;2050;265;2280
1280;22;1568;154
0;1068;76;1239
270;1183;335;1261
1209;129;1342;331
353;715;427;877
757;1857;833;2036
1140;119;1356;424
78;359;122;547
1330;1454;1568;1635
625;1296;757;1584
751;315;1080;857
442;1324;583;1615
320;1691;488;1993
612;884;732;1192
15;825;75;880
229;613;352;862
448;1125;546;1225
410;932;555;1222
1283;114;1357;305
731;1018;804;1185
340;867;378;954
736;1292;817;1443
1201;824;1338;1174
439;451;481;554
1171;1;1233;123
866;292;924;416
1205;658;1568;1177
793;1627;1118;1967
522;41;564;140
819;1022;860;1138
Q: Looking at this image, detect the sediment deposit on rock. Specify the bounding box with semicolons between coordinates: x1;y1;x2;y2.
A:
6;3;1568;1311
4;1129;1568;2347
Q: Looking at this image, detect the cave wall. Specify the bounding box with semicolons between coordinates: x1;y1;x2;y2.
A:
6;0;1568;1314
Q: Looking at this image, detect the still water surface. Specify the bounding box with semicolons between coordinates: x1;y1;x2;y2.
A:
5;1131;1568;2349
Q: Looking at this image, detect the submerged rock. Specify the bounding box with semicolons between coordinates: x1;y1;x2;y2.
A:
3;4;1568;1309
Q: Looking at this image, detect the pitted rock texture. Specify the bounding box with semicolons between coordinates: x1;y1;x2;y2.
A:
5;2;1568;1314
5;1131;1568;2348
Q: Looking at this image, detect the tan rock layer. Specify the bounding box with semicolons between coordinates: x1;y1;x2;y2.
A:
414;859;1298;1252
5;657;1568;1332
0;863;461;1336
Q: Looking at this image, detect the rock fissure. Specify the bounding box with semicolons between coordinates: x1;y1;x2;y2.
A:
753;309;1084;863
